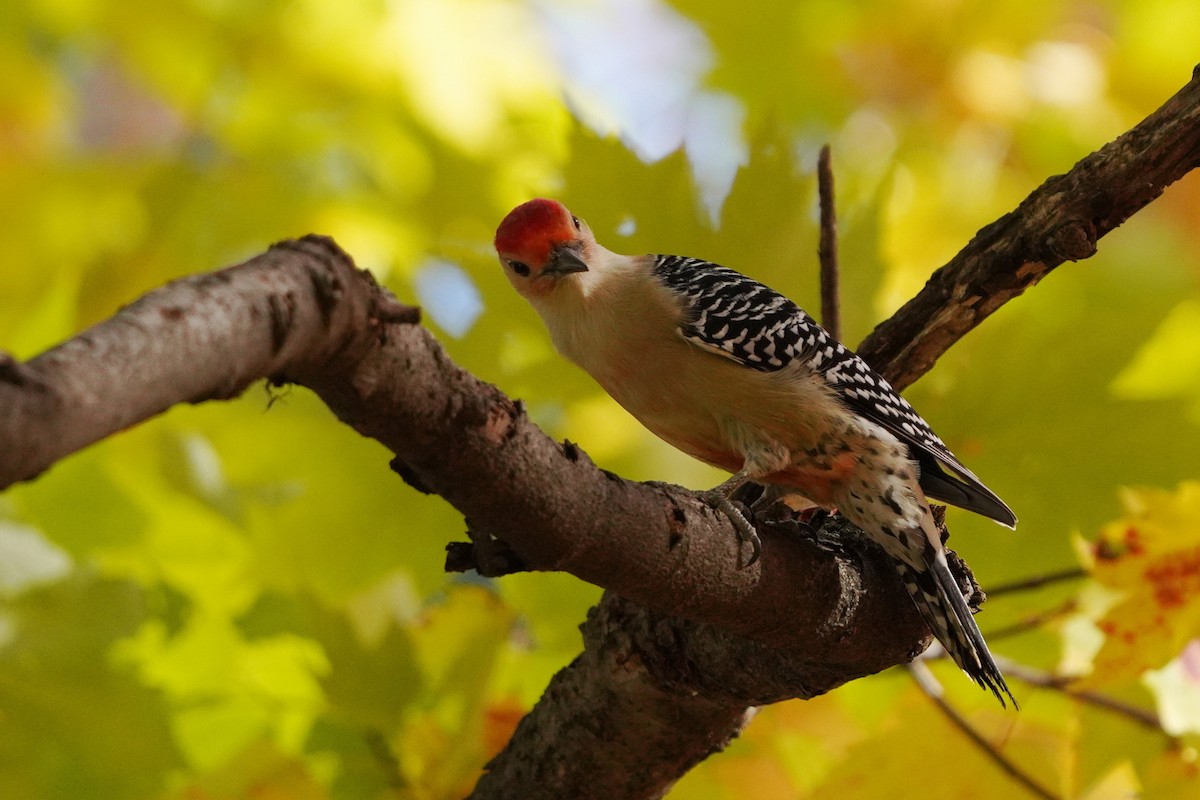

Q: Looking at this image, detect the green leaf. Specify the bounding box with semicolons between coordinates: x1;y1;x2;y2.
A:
0;574;183;800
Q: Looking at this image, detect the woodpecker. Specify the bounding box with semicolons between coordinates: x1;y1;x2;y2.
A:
494;198;1018;706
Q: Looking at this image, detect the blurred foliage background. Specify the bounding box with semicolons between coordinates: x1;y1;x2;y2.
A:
1;0;1198;797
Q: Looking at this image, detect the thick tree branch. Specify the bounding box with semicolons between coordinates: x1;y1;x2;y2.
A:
0;235;930;799
472;594;756;799
0;237;932;671
0;237;417;484
293;271;930;684
858;65;1200;389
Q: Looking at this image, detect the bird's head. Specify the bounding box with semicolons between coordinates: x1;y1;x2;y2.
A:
494;198;592;297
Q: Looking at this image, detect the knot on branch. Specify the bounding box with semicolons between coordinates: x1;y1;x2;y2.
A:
374;299;422;326
1046;219;1099;262
0;352;37;387
452;391;526;444
445;529;530;577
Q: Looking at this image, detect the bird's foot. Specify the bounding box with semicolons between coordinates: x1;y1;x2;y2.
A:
702;474;762;568
645;476;763;567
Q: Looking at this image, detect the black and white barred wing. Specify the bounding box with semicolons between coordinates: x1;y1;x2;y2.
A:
652;255;1016;527
652;255;823;369
820;339;1017;527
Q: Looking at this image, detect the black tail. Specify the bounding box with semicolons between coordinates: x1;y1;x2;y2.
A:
895;556;1017;708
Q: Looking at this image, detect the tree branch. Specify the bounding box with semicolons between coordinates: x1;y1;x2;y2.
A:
472;593;757;799
982;599;1078;642
857;65;1200;389
0;238;933;671
0;237;417;484
909;661;1060;800
994;658;1163;731
818;144;841;341
986;567;1088;597
0;236;930;798
289;268;928;679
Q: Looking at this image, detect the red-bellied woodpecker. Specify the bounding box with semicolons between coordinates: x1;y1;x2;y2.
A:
494;197;1018;706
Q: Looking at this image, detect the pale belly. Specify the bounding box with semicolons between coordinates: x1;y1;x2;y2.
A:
539;269;889;507
599;352;927;531
580;333;854;493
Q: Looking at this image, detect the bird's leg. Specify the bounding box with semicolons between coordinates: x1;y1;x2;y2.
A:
702;470;762;568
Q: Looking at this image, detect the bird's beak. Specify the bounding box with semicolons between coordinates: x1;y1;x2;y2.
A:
544;243;589;276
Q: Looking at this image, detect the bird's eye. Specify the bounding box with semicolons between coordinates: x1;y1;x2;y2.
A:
571;215;581;230
508;260;531;277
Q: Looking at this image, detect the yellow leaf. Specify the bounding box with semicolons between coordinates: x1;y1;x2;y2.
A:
1079;761;1140;800
1087;484;1200;685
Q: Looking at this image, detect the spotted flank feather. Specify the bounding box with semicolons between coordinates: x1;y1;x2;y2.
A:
651;255;1016;528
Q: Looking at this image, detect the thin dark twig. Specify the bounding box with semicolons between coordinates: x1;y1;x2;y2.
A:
985;599;1078;642
987;567;1088;597
993;658;1163;731
363;728;405;789
817;144;841;341
908;662;1059;800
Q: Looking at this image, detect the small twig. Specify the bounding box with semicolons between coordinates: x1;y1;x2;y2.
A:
985;599;1078;642
363;728;405;789
376;299;422;325
908;662;1060;800
986;567;1088;597
993;658;1163;731
445;534;530;577
817;144;841;341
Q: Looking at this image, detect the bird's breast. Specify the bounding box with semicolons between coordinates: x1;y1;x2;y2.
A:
533;270;855;477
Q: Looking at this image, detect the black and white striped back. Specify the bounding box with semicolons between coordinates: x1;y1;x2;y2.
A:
651;254;1015;527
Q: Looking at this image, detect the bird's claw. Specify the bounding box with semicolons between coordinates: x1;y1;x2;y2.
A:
703;489;762;568
645;478;762;567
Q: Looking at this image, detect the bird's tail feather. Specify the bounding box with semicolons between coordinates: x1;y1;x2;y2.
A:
895;556;1017;708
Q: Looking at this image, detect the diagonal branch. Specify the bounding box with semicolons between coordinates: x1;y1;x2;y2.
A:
858;65;1200;389
908;661;1060;800
986;567;1088;597
995;658;1163;731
